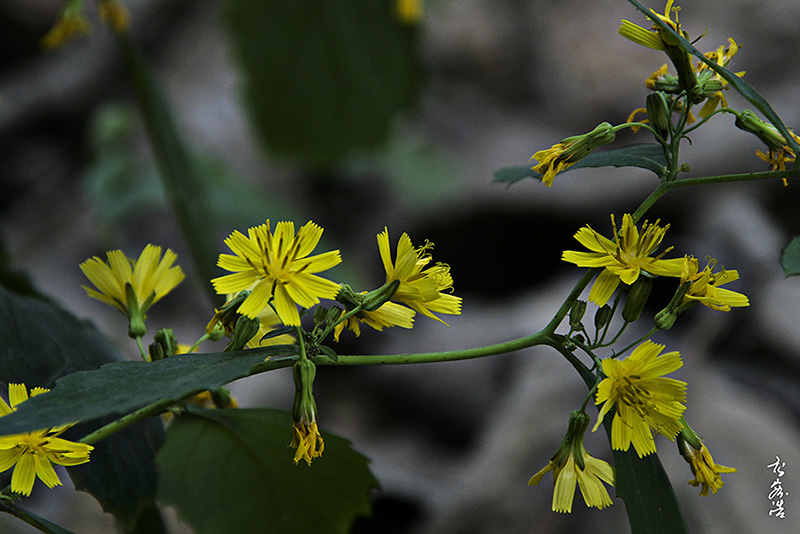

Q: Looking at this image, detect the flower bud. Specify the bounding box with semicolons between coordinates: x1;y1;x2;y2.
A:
569;300;587;330
646;92;671;138
734;109;792;152
226;316;261;351
622;275;654;323
149;328;177;361
594;305;614;330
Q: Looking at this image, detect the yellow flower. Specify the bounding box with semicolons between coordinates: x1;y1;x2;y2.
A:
211;220;342;327
735;109;800;185
529;411;615;513
562;214;684;307
619;0;683;52
98;0;129;33
593;340;687;457
247;306;296;348
377;228;461;324
531;123;616;186
290;420;325;466
333;292;415;342
0;384;93;496
80;244;185;337
395;0;423;24
680;256;749;311
290;359;323;466
679;437;736;496
41;2;91;50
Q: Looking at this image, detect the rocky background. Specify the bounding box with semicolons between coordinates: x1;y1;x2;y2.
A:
1;0;799;533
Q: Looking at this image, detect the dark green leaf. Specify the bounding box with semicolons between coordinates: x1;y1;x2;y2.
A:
157;408;378;534
494;144;667;185
0;286;165;529
0;346;296;436
613;447;687;534
782;236;800;276
601;414;686;534
224;0;422;165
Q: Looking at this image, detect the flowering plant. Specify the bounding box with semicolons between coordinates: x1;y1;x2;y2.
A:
1;1;798;533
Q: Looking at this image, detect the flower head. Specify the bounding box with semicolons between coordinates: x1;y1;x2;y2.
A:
619;1;697;95
0;384;93;496
562;214;684;306
735;109;800;185
333;290;415;342
531;123;616;186
80;244;185;337
290;359;324;465
593;340;687;457
680;256;749;311
529;411;615;513
211;220;342;327
678;421;736;496
377;228;461;324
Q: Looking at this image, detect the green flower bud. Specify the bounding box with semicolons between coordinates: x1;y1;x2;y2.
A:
292;359;318;424
594;305;614;330
734;109;791;151
646;92;671;138
148;328;177;361
226;316;260;351
569;300;587;330
561;122;617;162
335;284;363;310
655;280;692;330
622;275;654;323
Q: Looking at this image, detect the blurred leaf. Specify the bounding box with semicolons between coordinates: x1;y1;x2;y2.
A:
224;0;422;166
494;144;668;185
83;103;303;239
0;346;296;436
157;408;378;534
0;286;164;529
782;236;800;276
116;33;219;303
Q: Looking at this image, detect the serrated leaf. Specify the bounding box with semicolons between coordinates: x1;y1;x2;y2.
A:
0;286;164;528
223;0;422;165
0;346;296;436
157;408;378;534
494;144;667;185
782;236;800;276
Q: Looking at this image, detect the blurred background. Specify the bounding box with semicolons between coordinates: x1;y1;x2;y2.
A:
1;0;799;532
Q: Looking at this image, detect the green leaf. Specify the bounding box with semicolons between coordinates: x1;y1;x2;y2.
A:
782;236;800;276
494;143;668;185
157;408;378;534
612;448;687;534
0;285;164;529
0;346;296;436
223;0;422;165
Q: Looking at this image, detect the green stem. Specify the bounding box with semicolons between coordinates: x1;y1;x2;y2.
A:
632;168;799;223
